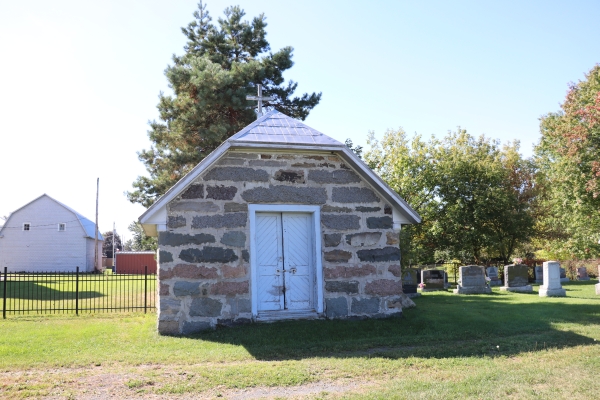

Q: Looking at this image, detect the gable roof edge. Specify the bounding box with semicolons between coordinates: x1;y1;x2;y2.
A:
138;141;233;232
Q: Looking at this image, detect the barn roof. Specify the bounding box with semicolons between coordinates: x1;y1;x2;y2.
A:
0;194;104;240
139;110;421;236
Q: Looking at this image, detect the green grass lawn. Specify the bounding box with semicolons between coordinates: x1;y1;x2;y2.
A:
1;280;599;399
1;273;156;315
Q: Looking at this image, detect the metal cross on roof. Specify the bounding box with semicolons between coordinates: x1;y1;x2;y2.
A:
246;84;274;119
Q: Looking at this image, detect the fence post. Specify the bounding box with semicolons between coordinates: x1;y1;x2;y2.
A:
144;266;148;314
75;266;79;316
3;267;7;319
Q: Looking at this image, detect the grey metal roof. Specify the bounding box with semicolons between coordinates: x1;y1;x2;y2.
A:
229;110;343;146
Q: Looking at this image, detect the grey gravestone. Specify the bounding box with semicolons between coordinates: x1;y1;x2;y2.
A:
420;269;446;291
401;268;420;298
577;267;590;281
453;265;492;294
534;266;544;284
486;267;502;286
539;261;566;297
560;267;570;283
500;264;532;293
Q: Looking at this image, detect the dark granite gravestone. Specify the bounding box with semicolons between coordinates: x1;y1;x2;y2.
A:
401;268;420;297
534;266;544;284
420;269;446;291
577;267;590;281
500;264;532;293
486;266;502;286
560;267;570;283
453;265;491;294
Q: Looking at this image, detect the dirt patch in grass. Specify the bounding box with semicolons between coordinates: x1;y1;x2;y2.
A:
0;364;366;399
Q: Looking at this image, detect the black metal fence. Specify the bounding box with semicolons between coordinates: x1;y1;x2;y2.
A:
1;267;156;318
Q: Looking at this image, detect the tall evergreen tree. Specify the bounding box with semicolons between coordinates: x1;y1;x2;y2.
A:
128;2;321;207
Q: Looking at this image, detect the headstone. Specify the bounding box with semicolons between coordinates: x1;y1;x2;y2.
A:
500;264;532;293
576;267;590;281
486;267;502;286
534;266;544;283
596;265;600;296
453;265;492;294
539;261;566;297
559;267;570;283
420;269;446;291
401;268;420;298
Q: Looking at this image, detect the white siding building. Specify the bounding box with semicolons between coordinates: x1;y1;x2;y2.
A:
0;194;103;272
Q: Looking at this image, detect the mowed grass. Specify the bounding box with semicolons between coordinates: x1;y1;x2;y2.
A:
1;280;599;399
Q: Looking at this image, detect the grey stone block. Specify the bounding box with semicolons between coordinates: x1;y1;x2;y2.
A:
189;297;223;317
227;153;257;159
159;250;173;263
332;187;380;203
182;321;212;334
321;214;361;230
179;247;239;263
159;232;216;247
242;250;249;262
357;247;401;262
241;185;327;204
157;320;180;335
346;232;382;246
224;202;248;212
170;201;219;212
324;233;342;247
249;160;287;167
351;297;380;314
181;184;204;199
274;170;305;183
355;206;381;212
366;216;393;229
325;297;348;318
322;205;352;213
308;169;361;184
167;216;186;229
220;231;247;247
192;213;247;229
325;280;359;294
227;298;251;315
206;185;237;200
160;298;181;314
384;205;392;214
217;158;246;166
173;281;201;297
291;162;316;168
204;167;268;182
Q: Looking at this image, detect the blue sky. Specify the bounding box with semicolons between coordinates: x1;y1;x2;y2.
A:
1;0;599;240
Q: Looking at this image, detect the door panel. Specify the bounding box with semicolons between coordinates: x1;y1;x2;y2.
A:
255;213;284;311
282;213;313;310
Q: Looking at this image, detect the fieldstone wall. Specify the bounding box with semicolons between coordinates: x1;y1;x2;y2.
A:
157;151;404;335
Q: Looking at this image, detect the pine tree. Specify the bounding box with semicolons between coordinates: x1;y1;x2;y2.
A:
128;2;321;207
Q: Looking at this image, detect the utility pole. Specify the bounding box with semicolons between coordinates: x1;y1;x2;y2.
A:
94;178;99;272
112;221;115;270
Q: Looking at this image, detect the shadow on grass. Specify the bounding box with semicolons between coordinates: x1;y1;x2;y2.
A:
191;285;600;361
1;282;103;300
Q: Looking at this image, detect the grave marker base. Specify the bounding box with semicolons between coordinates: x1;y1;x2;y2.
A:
452;286;492;294
539;287;566;297
499;285;532;293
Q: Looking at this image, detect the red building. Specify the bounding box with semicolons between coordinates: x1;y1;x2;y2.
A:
115;251;157;274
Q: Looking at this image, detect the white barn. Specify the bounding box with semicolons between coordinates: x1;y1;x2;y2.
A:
0;194;103;272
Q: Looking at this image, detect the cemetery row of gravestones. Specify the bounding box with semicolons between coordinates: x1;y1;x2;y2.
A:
401;263;600;297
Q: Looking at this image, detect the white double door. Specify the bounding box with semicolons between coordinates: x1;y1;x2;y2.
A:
255;212;314;312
